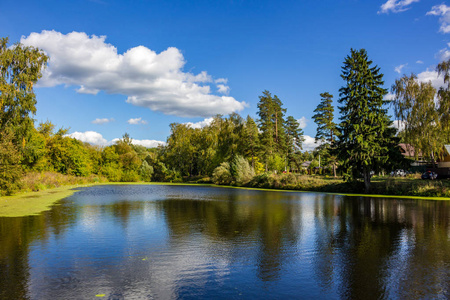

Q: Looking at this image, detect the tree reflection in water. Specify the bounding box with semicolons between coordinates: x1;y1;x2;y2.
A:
0;185;448;299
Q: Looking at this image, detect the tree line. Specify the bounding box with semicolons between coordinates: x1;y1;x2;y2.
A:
1;36;449;195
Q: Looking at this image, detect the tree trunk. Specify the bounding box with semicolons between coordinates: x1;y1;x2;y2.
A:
333;162;336;178
364;170;371;193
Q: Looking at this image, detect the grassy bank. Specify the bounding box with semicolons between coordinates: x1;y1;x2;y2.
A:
2;172;450;217
19;171;107;193
236;173;450;198
0;172;108;217
0;184;87;217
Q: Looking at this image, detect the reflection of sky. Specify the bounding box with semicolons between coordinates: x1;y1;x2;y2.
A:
18;186;450;299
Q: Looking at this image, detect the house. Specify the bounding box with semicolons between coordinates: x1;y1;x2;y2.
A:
436;145;450;178
399;143;424;160
398;143;426;172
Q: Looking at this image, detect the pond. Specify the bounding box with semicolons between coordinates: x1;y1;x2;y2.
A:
0;185;449;299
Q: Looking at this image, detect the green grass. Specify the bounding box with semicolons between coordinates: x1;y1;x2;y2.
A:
2;174;450;217
0;184;85;217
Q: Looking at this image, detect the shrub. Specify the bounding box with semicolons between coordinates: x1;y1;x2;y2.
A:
165;169;182;183
139;160;154;182
212;162;233;185
0;130;23;195
101;164;123;182
231;155;255;185
121;170;140;182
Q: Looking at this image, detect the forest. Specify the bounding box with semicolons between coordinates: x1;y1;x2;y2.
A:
1;38;450;196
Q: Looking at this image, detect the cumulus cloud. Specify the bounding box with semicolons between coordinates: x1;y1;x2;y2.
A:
127;117;148;125
392;120;406;132
427;4;450;33
131;139;166;148
302;135;322;152
384;93;396;101
395;63;407;74
215;78;228;84
297;117;308;129
416;68;444;89
416;60;424;64
21;30;246;117
184;117;214;129
67;131;109;146
437;43;450;61
379;0;419;14
67;131;165;148
92;118;114;124
217;84;230;95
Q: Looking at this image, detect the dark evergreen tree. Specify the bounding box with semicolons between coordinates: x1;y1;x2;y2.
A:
312;92;338;143
312;92;338;177
337;49;397;192
272;95;287;153
257;90;276;171
285;116;304;171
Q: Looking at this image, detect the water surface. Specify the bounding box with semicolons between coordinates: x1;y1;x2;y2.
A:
0;185;449;299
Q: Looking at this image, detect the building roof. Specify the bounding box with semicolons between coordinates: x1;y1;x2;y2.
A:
444;145;450;156
398;143;421;158
301;161;311;168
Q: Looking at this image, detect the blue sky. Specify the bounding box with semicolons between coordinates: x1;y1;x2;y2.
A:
1;0;449;150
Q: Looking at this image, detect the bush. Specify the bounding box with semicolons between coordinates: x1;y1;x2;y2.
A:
231;155;255;185
101;164;123;182
139;160;154;182
212;162;233;185
249;173;274;188
121;170;140;182
166;169;182;183
0;130;23;195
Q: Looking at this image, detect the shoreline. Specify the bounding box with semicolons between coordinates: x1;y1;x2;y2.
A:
1;181;449;217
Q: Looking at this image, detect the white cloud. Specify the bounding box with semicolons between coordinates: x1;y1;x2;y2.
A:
215;78;228;84
77;85;100;95
416;68;444;89
392;120;406;132
437;43;450;61
416;60;424;64
131;139;165;148
297;117;308;129
127;117;148;125
67;131;109;146
302;135;322;152
67;131;165;148
92;118;114;124
394;63;407;74
379;0;419;14
384;93;396;101
438;48;450;61
427;4;450;33
184;117;214;129
217;84;230;95
21;30;247;117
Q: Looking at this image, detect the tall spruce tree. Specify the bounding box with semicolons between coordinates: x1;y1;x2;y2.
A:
285;116;304;171
312;92;338;143
257;90;275;171
312;92;338;177
337;49;396;192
